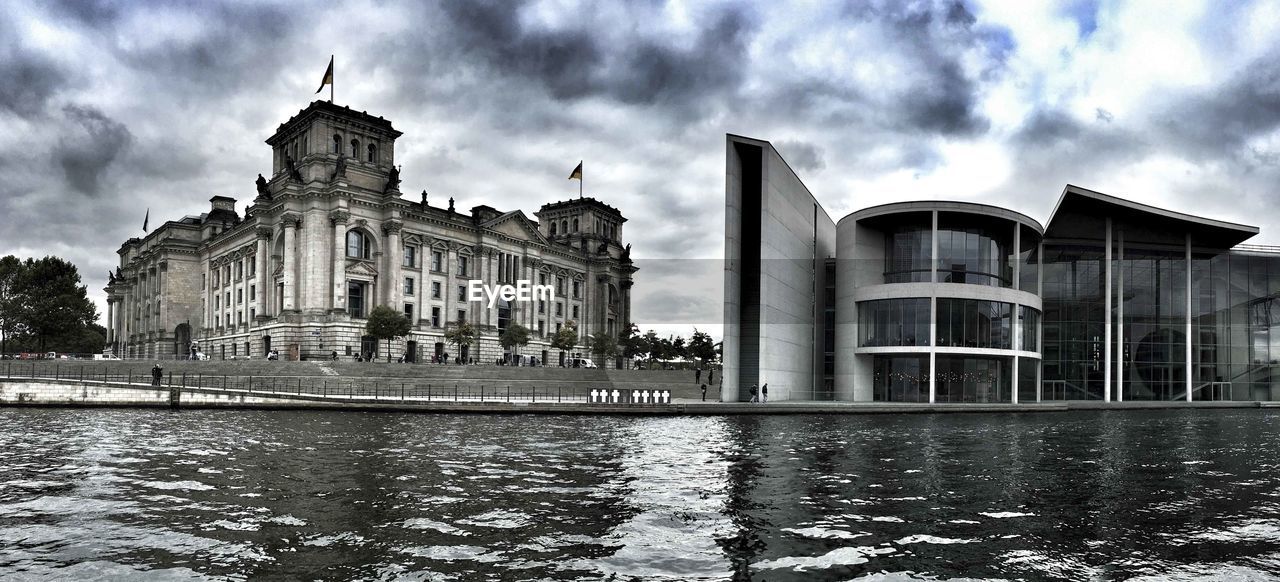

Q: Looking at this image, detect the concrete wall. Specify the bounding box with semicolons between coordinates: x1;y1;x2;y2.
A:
723;135;835;402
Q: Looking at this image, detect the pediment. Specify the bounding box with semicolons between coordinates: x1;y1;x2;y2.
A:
346;260;379;278
481;211;547;244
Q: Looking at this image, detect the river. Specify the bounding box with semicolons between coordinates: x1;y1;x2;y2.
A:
1;409;1279;580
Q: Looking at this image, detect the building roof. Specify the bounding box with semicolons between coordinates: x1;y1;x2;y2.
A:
267;100;402;145
1044;184;1259;248
539;197;626;220
842;200;1044;233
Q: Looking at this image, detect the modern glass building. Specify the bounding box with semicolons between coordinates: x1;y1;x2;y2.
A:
723;134;1279;403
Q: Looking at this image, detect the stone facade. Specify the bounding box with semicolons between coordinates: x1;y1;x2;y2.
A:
105;100;636;362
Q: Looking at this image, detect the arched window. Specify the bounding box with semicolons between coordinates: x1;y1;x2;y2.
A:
550;222;557;236
346;230;371;259
350;138;359;158
332;134;341;154
367;143;377;163
572;218;579;232
561;220;568;235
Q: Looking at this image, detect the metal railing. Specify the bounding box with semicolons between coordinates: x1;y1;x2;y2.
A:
0;362;683;406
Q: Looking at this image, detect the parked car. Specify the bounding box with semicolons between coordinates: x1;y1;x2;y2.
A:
194;351;210;361
570;358;598;369
93;353;122;361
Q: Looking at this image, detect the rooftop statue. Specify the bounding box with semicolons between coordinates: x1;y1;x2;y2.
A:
255;173;270;198
385;165;401;193
285;156;303;182
332;154;347;180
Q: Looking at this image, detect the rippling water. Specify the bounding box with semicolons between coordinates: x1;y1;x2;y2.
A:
2;409;1280;580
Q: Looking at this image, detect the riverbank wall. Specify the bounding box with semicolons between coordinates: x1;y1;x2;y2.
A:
1;378;1276;415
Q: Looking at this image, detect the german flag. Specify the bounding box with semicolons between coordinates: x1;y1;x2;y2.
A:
315;56;334;94
568;161;583;181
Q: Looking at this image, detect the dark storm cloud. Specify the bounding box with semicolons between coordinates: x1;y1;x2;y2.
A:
884;1;1006;136
0;50;69;118
823;0;1011;136
438;1;756;115
53;105;133;196
1158;48;1280;160
108;3;297;97
440;0;601;100
604;8;755;110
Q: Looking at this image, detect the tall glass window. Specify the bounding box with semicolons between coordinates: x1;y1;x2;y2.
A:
346;230;370;260
884;225;932;283
872;355;929;402
858;298;931;347
935;298;1013;349
936;213;1014;287
1018;356;1039;402
1018;225;1040;292
347;281;366;318
1040;244;1106;401
1019;306;1040;352
935;355;1012;403
1118;247;1187;401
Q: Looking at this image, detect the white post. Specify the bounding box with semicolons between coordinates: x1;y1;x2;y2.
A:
1103;217;1112;402
1186;233;1193;402
1117;230;1124;402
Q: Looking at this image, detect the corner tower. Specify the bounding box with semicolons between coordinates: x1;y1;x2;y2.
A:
263;101;404;198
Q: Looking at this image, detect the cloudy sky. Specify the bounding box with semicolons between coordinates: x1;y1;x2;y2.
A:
3;0;1280;339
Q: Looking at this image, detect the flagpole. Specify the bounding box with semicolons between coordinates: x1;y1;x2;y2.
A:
330;55;334;103
579;160;583;199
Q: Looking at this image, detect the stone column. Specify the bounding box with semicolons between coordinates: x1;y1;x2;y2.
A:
106;300;114;345
282;213;301;312
255;227;271;318
384;220;404;310
329;210;349;313
444;243;455;326
302;211;329;312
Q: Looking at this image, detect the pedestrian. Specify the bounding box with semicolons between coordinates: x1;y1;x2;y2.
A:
700;383;707;401
708;369;714;385
151;362;163;387
749;384;758;403
762;383;768;403
331;350;338;361
695;366;702;384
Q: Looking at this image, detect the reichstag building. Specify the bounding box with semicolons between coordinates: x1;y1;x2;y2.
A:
104;100;635;363
724;134;1280;403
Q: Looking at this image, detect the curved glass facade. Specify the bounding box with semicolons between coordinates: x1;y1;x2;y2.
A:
1019;306;1040;352
872;355;929;402
884;225;932;283
859;298;931;347
935;355;1013;402
936;214;1015;287
935;298;1013;349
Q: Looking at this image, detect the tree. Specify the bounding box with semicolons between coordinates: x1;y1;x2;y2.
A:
688;328;717;365
672;335;688;360
9;256;98;353
593;333;618;361
618;322;643;365
550;319;578;365
499;323;531;362
365;305;412;362
642;329;660;367
444;318;477;363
